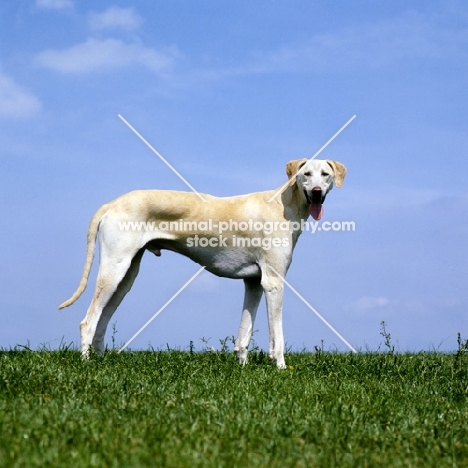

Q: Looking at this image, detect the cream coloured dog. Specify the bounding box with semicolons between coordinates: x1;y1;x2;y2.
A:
59;158;346;368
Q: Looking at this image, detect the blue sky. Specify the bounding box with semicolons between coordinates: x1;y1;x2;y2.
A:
1;0;467;353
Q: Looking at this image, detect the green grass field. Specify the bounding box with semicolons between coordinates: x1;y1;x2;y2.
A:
1;343;468;467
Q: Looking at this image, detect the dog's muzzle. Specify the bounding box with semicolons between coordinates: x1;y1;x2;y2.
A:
304;187;325;221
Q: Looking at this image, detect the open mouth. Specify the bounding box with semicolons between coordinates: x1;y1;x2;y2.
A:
304;187;325;221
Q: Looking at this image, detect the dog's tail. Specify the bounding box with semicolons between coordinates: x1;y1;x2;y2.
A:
58;204;109;310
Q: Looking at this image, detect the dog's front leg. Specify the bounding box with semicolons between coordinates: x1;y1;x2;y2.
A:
234;277;263;365
262;273;287;369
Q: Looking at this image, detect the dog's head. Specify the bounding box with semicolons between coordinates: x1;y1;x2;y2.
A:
286;158;346;220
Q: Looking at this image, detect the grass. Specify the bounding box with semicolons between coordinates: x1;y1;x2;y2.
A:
1;342;468;467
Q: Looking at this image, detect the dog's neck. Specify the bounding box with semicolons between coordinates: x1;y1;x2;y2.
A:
279;183;309;217
276;183;310;246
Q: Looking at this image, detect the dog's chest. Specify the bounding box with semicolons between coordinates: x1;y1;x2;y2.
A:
186;247;262;279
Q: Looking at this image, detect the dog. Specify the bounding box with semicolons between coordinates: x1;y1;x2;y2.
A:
59;158;346;368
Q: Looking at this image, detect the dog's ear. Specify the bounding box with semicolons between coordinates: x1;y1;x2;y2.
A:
326;160;347;188
286;159;308;186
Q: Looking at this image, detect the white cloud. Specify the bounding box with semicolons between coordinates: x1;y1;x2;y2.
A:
191;271;222;292
34;38;178;75
0;70;42;119
196;11;468;80
352;296;390;313
88;6;142;31
36;0;73;10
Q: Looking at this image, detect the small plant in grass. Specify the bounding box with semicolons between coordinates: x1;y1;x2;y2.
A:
314;339;325;355
454;332;468;375
379;320;394;354
456;332;468;354
111;321;118;349
219;336;235;353
200;336;216;352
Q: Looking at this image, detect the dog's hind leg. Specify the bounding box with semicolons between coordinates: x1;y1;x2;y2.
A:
234;277;263;365
93;248;145;352
80;248;145;355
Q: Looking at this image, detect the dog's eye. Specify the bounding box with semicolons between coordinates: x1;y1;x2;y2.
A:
321;171;329;177
303;171;311;176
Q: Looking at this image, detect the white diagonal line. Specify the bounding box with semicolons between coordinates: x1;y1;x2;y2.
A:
118;266;206;353
267;265;357;353
118;114;207;202
268;114;356;203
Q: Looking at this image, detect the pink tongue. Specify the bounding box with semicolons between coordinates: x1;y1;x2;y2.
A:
310;203;323;221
